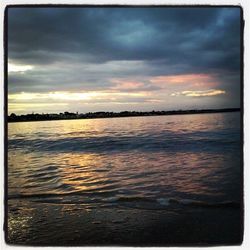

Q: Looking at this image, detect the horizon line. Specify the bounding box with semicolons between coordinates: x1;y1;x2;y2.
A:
8;107;241;116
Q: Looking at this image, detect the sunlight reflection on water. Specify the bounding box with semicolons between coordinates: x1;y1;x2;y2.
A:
8;112;241;206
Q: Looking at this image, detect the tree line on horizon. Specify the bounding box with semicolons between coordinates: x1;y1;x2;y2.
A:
7;108;240;123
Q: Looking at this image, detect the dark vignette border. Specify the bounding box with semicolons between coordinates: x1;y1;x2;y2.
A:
4;5;8;245
3;4;244;247
240;4;244;245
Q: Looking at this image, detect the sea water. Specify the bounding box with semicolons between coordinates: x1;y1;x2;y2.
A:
8;112;241;210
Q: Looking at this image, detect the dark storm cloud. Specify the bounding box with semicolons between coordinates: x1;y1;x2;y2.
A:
8;6;241;110
8;7;241;68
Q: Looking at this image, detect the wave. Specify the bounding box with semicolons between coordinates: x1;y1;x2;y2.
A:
156;197;240;208
8;130;240;153
8;193;240;209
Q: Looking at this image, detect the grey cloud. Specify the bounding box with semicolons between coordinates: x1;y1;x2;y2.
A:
7;6;241;109
8;7;241;67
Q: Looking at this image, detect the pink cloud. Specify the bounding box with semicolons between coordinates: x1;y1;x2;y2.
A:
150;74;219;88
111;79;145;90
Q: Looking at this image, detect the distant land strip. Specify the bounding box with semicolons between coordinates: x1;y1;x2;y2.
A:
7;108;240;123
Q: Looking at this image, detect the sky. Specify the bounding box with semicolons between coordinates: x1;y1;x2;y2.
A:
7;7;241;115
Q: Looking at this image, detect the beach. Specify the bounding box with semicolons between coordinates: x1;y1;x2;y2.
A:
7;198;242;246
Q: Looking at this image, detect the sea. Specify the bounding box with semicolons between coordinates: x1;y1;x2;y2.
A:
8;112;242;211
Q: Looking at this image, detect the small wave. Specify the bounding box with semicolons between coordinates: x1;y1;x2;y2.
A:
157;198;170;206
102;197;120;202
113;196;153;202
8;128;240;154
8;192;240;210
8;191;83;200
156;198;240;208
101;196;240;209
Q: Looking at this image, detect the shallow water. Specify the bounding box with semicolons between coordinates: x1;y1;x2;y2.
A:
8;112;241;210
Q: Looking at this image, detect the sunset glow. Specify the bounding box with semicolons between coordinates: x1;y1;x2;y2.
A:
150;74;219;88
171;89;226;97
8;7;240;114
8;91;148;101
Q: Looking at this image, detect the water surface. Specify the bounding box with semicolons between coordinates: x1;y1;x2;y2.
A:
8;112;241;209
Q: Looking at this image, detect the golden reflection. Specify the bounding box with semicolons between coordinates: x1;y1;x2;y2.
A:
51;151;230;197
8;149;235;199
8;201;35;242
57;153;111;192
8;114;238;199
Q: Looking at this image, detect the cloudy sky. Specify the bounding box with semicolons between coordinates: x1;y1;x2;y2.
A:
8;7;241;114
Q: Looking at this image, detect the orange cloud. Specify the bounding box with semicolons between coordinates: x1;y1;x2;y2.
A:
111;79;145;90
150;73;219;88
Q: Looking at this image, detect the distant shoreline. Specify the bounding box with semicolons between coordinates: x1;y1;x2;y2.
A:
7;108;240;123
